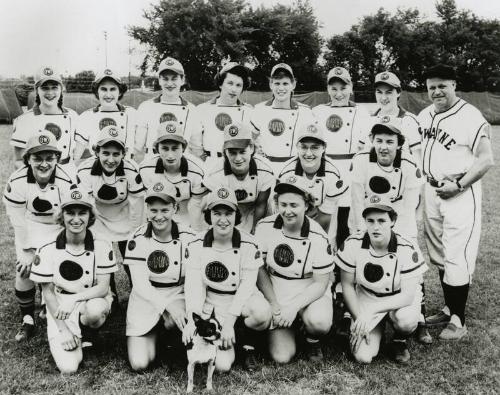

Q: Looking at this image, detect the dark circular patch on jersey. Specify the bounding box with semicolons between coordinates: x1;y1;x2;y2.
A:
44;123;62;140
97;184;118;200
109;251;113;261
416;168;422;178
6;183;11;193
369;176;391;194
215;113;232;131
205;261;229;282
99;118;117;130
32;197;53;212
59;260;84;281
160;112;177;123
33;255;40;266
135;174;142;184
234;189;248;201
336;180;344;189
325;114;343;132
363;262;384;283
147;250;169;274
128;240;136;251
273;244;294;267
268;119;285;136
412;251;419;263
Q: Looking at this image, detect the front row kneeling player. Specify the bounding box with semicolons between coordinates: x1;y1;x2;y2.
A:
334;195;427;364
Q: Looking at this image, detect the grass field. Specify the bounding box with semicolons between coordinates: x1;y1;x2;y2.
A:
0;124;499;394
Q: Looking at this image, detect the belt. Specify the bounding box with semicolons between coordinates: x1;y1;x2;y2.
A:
268;267;312;280
361;285;401;297
326;153;355;160
204;151;223;158
59;157;70;165
150;279;184;288
266;156;291;162
207;286;236;295
426;176;443;188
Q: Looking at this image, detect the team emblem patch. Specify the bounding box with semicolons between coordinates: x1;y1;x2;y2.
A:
104;69;113;75
416;168;422;178
108;127;119;137
165;58;175;66
33;255;41;266
369;176;391;194
228;125;239;137
381;72;390;81
268;119;285;136
147;250;169;274
153;183;164;192
217;188;229;199
135;174;142;184
32;197;52;212
59;260;84;281
185;248;189;259
287;175;297;184
128;240;136;251
99;118;117;130
160;112;177;123
109;251;113;261
71;190;82;200
215;113;232;131
363;262;384;283
43;67;53;76
370;195;381;203
306;124;318;134
165;123;177;133
234;189;248;201
205;261;229;282
412;251;419;263
326;114;343;132
255;250;261;259
336;180;344;189
334;67;343;75
381;115;391;123
44;123;62;140
97;184;118;200
327;244;332;255
273;244;294;267
38;135;50;145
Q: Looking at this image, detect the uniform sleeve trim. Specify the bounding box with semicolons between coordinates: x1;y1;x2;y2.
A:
129;187;146;194
336;254;355;268
124;257;146;262
3;195;25;205
30;271;53;278
313;262;333;270
75;132;89;142
97;264;117;269
401;261;425;274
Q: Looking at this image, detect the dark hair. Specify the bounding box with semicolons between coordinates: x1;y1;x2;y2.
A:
371;126;406;147
91;77;128;101
273;190;316;212
423;64;456;81
154;139;186;153
35;91;64;108
95;141;126;155
216;66;251;90
24;151;61;167
374;82;401;94
363;208;398;223
57;205;96;228
146;197;178;212
203;207;242;226
270;70;295;82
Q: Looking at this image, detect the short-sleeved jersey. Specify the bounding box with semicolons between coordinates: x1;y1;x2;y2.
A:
311;102;371;158
190;98;254;158
255;214;334;280
78;104;137;157
30;230;117;294
11;106;80;161
136;96;197;156
418;99;490;181
251;99;315;161
77;158;146;239
185;228;262;295
124;221;196;287
335;231;427;298
3;164;77;224
278;156;347;214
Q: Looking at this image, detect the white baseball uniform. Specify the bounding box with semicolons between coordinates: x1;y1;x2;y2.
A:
203;155;275;233
30;230;117;340
124;221;195;336
418;98;490;286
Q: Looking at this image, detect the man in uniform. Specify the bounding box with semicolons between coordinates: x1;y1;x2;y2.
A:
418;64;494;340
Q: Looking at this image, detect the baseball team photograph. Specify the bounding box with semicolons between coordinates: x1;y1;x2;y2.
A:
0;0;499;393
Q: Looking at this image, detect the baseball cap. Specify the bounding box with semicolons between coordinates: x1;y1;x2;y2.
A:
327;67;352;85
206;187;238;211
270;63;294;79
155;121;186;146
158;57;184;77
296;123;326;145
35;66;62;86
223;122;253;149
362;194;395;218
423;64;456;81
145;181;177;205
23;132;61;158
370;119;402;136
375;71;401;89
61;188;94;210
94;68;122;85
95;125;127;149
274;174;310;196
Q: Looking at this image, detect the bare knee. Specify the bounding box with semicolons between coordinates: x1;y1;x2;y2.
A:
129;354;152;372
303;316;332;336
244;302;272;330
270;348;295;364
82;299;109;328
393;317;418;334
56;358;81;374
215;357;233;373
353;350;373;365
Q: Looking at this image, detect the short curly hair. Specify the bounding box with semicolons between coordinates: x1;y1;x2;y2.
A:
273;189;316;212
215;65;251;91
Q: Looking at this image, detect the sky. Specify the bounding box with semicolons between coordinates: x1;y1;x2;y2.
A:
1;0;499;78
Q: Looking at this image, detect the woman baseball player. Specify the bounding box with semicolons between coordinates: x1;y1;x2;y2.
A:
189;62;254;169
350;121;432;344
278;122;347;234
139;121;207;230
135;57;197;161
125;181;196;371
77;125;146;298
335;195;427;364
203;122;275;234
10;66;85;174
78;69;137;161
30;188;117;373
251;63;315;175
255;174;334;363
3;132;77;341
183;187;272;372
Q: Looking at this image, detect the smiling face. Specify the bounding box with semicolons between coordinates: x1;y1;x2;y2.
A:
157;141;184;171
270;76;296;104
225;145;253;175
365;210;394;247
426;78;457;112
147;199;176;232
277;192;307;229
375;83;400;110
219;72;244;105
63;205;91;235
98;80;120;108
327;80;352;106
96;143;125;174
28;151;58;183
297;138;325;174
37;81;62;107
371;132;400;167
158;71;184;97
210;205;236;238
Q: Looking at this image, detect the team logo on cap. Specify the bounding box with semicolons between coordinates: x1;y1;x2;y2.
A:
108;127;119;137
165;123;177;133
326;114;343;132
215;113;232;131
381;72;390;80
287;175;297;184
44;123;62;140
268;119;285;136
38;135;50;145
43;67;53;76
228;125;239;137
165;58;175;66
104;69;113;75
306;124;318;134
334;67;343;75
381;115;391;123
217;188;230;199
160;112;177;123
370;195;381;203
71;191;83;200
153;183;164;192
